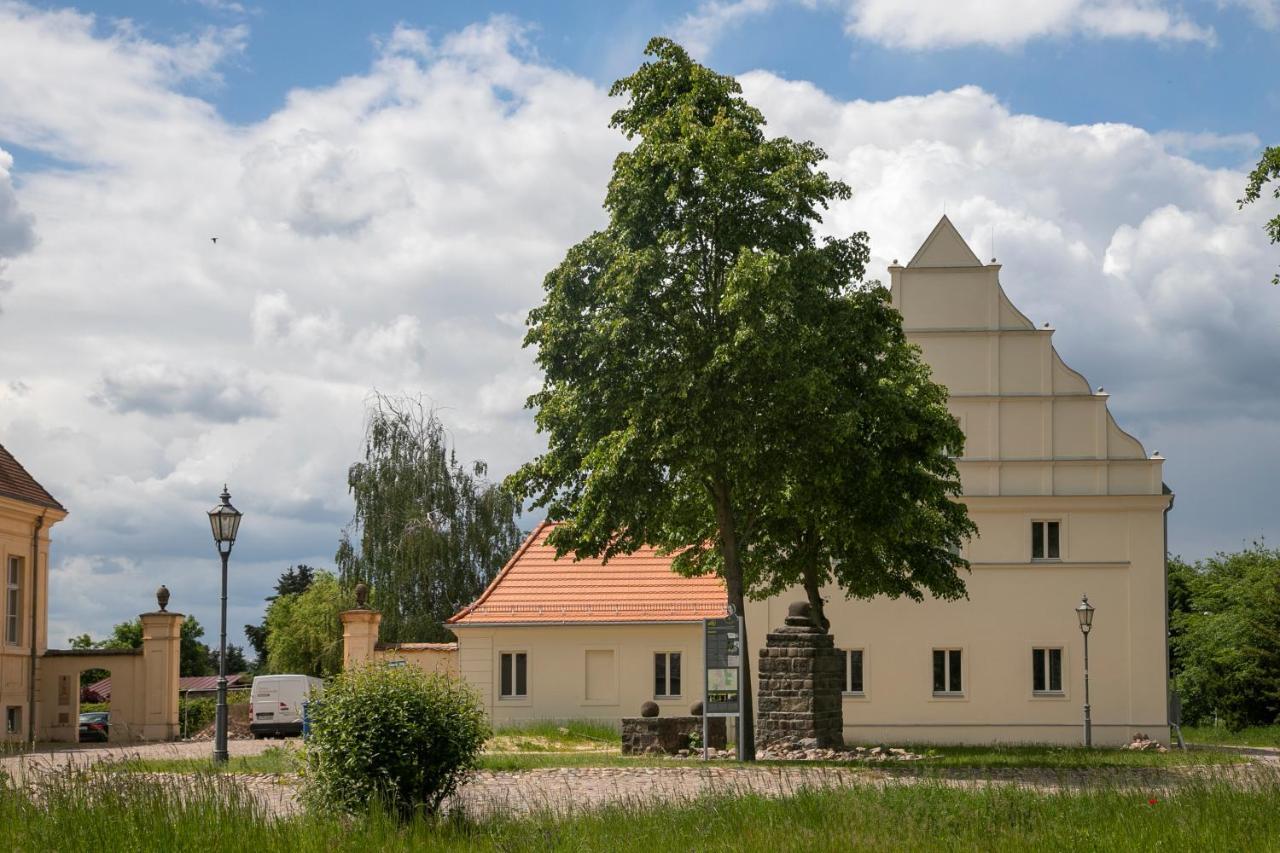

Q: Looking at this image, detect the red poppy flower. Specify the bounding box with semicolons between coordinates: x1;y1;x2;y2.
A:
1148;798;1158;805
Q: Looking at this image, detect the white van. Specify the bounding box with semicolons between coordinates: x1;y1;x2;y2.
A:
249;674;324;738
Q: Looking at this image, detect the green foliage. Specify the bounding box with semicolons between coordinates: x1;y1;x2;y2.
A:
245;564;318;667
302;664;490;818
207;644;248;675
178;697;217;739
508;37;969;757
264;571;346;678
1169;545;1280;728
337;393;524;644
1239;145;1280;285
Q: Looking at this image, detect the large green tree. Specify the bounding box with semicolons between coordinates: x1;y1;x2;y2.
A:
264;571;347;678
337;393;524;643
508;38;971;759
1239;145;1280;285
1169;545;1280;729
244;564;318;666
753;292;975;630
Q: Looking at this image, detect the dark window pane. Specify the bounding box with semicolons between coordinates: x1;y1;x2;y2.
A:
515;653;527;696
849;650;864;693
1047;522;1060;559
1049;649;1062;692
1033;648;1045;692
839;649;848;692
655;653;667;696
933;650;946;692
949;650;963;693
500;653;512;697
670;653;681;696
1032;522;1044;559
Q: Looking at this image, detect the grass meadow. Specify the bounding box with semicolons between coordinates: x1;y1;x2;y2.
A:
3;764;1279;852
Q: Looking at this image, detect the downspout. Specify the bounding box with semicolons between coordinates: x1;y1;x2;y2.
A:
28;512;45;744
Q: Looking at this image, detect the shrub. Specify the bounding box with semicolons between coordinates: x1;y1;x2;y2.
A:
301;664;490;818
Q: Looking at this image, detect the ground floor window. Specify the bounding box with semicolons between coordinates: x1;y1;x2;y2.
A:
839;649;865;694
5;706;20;734
500;651;527;698
1033;647;1064;693
654;652;682;697
933;649;963;695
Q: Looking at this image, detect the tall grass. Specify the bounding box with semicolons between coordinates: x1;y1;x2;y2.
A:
4;762;1278;851
1182;724;1280;748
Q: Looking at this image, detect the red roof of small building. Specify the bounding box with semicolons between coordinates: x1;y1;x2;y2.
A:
0;442;64;511
448;521;727;625
85;673;247;700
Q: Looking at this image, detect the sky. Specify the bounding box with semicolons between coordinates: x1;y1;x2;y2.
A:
0;0;1277;654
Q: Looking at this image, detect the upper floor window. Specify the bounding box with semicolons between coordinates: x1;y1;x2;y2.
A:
500;651;527;699
839;649;865;695
654;652;682;698
5;557;21;646
1031;521;1060;561
1033;648;1064;694
932;648;963;695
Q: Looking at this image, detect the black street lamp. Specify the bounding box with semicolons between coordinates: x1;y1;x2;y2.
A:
208;485;242;764
1076;593;1095;747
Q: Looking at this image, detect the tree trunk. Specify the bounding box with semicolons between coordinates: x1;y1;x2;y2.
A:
712;481;755;761
800;559;829;633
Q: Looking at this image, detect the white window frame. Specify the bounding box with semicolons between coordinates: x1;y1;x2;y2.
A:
1032;647;1065;695
498;650;528;700
5;557;21;646
932;648;964;697
840;648;866;696
1031;520;1061;561
653;651;683;699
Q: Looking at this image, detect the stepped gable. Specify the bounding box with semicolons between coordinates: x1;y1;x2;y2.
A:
0;441;64;511
448;521;727;625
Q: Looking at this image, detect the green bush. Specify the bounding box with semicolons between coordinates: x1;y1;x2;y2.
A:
302;664;490;818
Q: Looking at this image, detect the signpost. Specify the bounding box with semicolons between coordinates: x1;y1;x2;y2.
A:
703;606;744;760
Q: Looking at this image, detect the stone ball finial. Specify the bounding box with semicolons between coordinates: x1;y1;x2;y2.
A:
354;582;370;609
640;701;659;718
156;584;170;612
690;700;704;717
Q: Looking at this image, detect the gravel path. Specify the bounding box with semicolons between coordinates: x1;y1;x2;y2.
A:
0;738;290;783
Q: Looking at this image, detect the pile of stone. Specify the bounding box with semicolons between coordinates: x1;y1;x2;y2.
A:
1125;733;1169;753
759;739;928;762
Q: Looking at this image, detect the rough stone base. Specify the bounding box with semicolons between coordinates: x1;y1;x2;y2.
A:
621;716;727;754
756;602;843;749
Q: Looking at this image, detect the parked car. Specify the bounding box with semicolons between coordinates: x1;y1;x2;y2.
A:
78;711;109;742
249;674;324;739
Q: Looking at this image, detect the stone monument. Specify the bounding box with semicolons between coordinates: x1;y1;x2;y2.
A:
756;600;843;748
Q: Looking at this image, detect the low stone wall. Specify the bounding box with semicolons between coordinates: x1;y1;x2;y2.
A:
621;716;727;754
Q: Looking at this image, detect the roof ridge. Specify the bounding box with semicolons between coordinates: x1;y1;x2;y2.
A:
446;519;551;624
0;440;66;511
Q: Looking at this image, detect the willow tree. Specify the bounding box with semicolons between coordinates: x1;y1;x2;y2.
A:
337;393;524;643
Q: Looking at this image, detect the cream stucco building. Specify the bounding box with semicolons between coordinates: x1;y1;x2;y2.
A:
1;442;184;745
346;217;1173;747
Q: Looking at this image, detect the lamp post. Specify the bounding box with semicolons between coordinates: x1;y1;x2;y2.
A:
1076;594;1095;747
208;485;242;764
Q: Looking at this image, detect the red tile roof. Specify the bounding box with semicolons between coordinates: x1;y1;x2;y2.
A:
448;521;727;625
84;674;247;700
0;442;64;511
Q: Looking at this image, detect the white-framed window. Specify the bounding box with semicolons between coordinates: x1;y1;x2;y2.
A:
499;651;528;699
5;557;21;646
932;648;963;695
1031;520;1061;560
1033;647;1064;694
654;652;682;698
5;706;20;734
839;649;865;695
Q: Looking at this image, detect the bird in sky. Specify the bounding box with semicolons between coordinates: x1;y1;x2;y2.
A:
210;237;218;244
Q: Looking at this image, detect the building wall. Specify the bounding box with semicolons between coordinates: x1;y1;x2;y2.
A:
451;623;704;727
0;497;63;743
